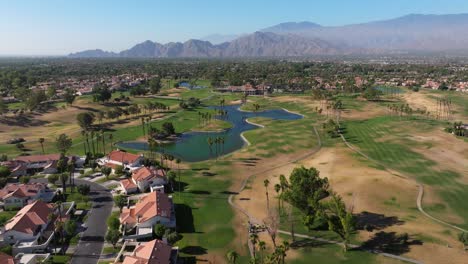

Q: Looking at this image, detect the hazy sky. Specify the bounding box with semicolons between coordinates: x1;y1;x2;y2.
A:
2;0;468;55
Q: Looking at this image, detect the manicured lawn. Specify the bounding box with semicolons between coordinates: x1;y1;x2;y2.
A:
285;237;402;264
172;160;236;260
0;210;18;226
64;189;92;210
242;100;321;158
102;246;120;254
344;116;468;229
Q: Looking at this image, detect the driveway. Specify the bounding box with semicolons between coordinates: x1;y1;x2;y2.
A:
70;179;114;264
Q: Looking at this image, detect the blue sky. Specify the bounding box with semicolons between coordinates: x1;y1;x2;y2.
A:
1;0;468;55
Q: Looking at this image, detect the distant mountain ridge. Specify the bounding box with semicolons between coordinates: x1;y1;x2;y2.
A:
69;13;468;58
69;32;342;58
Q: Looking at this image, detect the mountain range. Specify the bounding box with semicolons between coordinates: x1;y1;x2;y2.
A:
69;14;468;58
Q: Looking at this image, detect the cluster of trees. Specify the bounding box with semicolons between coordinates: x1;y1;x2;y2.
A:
446;122;467;137
323;119;341;138
153;223;181;245
179;97;201;109
362;87;383;101
92;85;112;103
106;214;121;248
129;77;162;95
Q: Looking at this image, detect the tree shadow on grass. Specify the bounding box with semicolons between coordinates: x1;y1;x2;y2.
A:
187;190;211;195
290;238;329;249
355;212;404;232
360;231;423;255
175;204;199;234
180;246;207;255
201;171;217;177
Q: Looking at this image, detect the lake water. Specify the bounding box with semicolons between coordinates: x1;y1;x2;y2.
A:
116;104;303;162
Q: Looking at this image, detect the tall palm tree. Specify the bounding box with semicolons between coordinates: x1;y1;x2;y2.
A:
175;158;181;192
39;138;45;154
274;183;281;212
226;250;239;264
264;179;270;212
258;241;266;263
249;233;258;259
81;130;87;154
101;130;106;154
68;159;75;193
90;131;96;157
108;133;114;151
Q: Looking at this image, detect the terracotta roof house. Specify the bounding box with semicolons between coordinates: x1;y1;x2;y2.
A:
120;167;167;194
1;200;54;245
98;150;144;173
120;179;138;194
120;192;175;230
0;252;15;264
121;239;177;264
9;154;67;176
0;183;56;210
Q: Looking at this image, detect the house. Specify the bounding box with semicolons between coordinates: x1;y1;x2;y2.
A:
98;150;144;173
120;167;167;194
0;200;74;254
0;252;15;264
1;201;55;245
120;192;175;230
0;183;56;210
121;239;178;264
10;154;67;176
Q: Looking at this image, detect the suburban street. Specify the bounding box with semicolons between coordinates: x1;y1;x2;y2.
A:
31;177;114;264
70;179;113;264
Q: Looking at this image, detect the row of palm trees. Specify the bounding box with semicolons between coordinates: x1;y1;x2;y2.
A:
81;130;114;157
207;136;226;159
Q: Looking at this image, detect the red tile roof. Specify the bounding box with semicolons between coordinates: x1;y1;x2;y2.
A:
122;239;172;264
108;150;141;164
5;200;54;234
0;183;47;200
120;192;172;225
121;179;138;191
132;167;166;183
0;252;15;264
14;154;61;163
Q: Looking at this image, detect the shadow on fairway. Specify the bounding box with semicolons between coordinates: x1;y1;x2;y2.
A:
355;211;404;232
360;231;423;255
175;204;197;233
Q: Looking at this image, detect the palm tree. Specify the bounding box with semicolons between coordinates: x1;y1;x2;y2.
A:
108;133;114;151
249;233;259;259
258;241;266;263
39;138;45;154
274;183;281;212
101;130;106;154
81;130;87;154
226;250;239;264
176;158;181;193
90;131;96;156
68;159;75;192
264;179;270;213
59;173;68;193
207;137;214;157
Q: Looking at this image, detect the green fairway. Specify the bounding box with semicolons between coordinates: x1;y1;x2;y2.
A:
287;240;403;264
172;160;237;260
344;116;468;229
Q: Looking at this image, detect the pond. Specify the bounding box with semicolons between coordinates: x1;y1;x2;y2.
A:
116;104;303;162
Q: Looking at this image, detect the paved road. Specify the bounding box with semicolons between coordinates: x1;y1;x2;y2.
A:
70;179;113;264
32;177;114;264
